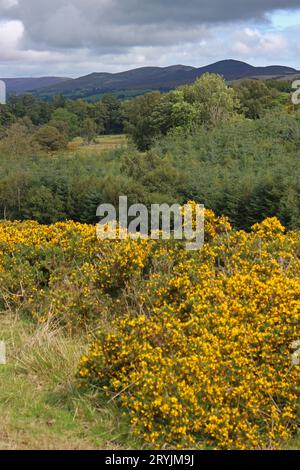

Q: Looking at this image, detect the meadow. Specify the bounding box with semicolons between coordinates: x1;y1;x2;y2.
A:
67;135;127;155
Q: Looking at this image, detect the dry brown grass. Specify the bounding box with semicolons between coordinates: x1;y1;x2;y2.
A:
67;135;127;155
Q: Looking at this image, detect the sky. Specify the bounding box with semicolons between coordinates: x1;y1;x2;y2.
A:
0;0;300;78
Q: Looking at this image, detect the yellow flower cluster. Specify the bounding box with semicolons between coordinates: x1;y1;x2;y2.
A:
0;220;151;328
0;212;299;449
79;214;300;449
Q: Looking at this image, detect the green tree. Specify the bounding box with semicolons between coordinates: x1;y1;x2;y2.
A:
122;92;162;150
8;95;52;125
101;95;123;134
23;186;65;224
52;94;67;108
151;90;196;135
51;108;79;137
82;118;98;143
234;80;273;119
0;104;16;128
182;73;239;127
0;122;40;158
66;99;91;129
90;101;108;135
35;125;67;151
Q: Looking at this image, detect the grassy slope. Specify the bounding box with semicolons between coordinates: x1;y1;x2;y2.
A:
0;314;139;450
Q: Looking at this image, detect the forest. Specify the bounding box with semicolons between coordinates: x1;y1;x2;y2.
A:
0;75;299;230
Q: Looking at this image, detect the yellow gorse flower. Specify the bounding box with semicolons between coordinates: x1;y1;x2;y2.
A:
0;210;299;449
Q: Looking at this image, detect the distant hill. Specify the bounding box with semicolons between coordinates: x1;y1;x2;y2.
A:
6;60;300;100
1;77;71;95
35;65;200;100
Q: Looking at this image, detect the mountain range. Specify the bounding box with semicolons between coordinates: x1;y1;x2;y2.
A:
1;60;299;100
1;77;70;96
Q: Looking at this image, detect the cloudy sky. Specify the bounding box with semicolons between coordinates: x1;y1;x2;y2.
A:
1;0;300;77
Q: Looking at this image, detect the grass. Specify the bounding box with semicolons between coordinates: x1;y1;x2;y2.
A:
0;313;138;450
67;135;127;156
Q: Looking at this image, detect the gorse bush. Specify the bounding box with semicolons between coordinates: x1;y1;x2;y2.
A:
0;220;152;328
78;215;300;449
1;72;299;450
0;212;299;449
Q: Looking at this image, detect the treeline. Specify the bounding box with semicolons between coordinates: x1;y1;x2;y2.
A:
0;109;299;230
0;74;291;152
122;75;291;150
0;93;123;151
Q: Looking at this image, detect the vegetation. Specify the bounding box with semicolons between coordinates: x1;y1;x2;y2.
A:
0;214;299;449
0;93;124;150
0;317;136;449
0;72;299;450
80;213;300;450
0;94;299;231
233;79;274;119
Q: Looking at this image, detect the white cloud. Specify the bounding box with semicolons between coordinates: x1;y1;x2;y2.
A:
0;19;23;57
232;28;287;56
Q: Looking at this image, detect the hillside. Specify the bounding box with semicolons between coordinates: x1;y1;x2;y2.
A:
33;60;299;100
1;77;71;95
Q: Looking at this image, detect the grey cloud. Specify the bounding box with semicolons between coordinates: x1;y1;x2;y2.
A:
0;0;18;19
1;0;300;77
9;0;300;51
